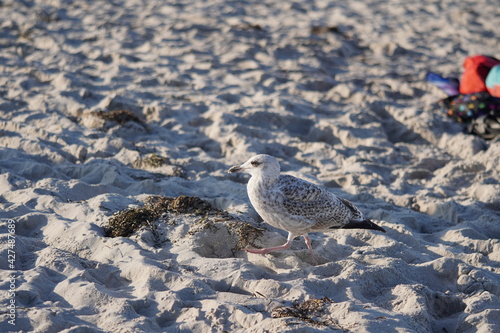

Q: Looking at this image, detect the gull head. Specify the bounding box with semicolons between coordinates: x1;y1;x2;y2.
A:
228;154;280;178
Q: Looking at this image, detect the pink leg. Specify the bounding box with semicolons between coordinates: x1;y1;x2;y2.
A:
244;232;295;254
303;235;318;265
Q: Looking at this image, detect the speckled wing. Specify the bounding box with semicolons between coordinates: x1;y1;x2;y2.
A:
277;175;354;230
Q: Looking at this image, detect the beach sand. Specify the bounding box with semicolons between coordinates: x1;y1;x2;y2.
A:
1;0;499;332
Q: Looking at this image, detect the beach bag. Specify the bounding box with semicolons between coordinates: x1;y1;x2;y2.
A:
438;91;500;122
460;55;500;95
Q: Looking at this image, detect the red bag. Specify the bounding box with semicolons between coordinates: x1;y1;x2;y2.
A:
459;55;500;95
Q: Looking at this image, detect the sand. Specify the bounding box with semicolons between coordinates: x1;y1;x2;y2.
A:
1;0;499;332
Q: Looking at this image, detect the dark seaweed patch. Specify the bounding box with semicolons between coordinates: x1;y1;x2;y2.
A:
104;195;262;253
272;297;340;328
90;109;142;125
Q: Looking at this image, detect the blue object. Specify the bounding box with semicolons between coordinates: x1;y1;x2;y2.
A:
426;72;460;96
486;65;500;97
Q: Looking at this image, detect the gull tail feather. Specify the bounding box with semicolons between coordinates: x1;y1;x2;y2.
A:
341;219;386;233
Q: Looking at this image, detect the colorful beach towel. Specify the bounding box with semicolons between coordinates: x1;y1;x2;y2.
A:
438;92;499;123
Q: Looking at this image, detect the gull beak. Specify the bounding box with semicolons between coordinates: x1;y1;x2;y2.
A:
228;165;244;173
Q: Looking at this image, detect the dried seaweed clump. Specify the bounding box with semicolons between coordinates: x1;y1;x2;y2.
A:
272;297;336;327
133;154;185;177
79;109;144;129
105;195;265;256
134;154;167;168
104;195;224;238
104;206;157;238
169;196;216;214
228;221;264;251
92;109;142;125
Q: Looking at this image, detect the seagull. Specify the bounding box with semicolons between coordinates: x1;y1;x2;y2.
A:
228;154;385;260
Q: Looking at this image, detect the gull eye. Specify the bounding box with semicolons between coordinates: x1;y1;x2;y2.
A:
251;160;261;167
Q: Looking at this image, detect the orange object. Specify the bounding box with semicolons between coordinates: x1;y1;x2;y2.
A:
459;55;500;94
